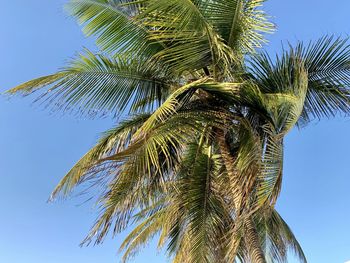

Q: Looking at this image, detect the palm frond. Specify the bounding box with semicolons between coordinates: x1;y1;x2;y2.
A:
66;0;164;55
249;36;350;126
301;36;350;121
8;50;171;116
201;0;274;54
50;113;150;200
134;78;240;136
256;209;307;263
256;129;283;207
169;140;231;263
119;208;167;262
137;0;236;75
80;110;226;245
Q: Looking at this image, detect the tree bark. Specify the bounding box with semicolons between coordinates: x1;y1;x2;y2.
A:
217;130;266;263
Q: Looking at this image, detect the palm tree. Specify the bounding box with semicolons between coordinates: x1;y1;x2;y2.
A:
7;0;350;262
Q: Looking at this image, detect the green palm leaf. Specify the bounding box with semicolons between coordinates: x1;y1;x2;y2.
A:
66;0;164;55
301;36;350;121
201;0;274;54
79;110;226;246
8;50;171;116
249;37;350;125
256;209;307;263
50;113;151;199
137;0;237;75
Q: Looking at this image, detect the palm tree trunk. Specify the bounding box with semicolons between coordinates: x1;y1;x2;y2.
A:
217;130;266;263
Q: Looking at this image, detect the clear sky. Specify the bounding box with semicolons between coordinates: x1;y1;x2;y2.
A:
1;1;350;263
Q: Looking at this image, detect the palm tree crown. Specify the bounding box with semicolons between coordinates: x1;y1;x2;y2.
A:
7;1;350;262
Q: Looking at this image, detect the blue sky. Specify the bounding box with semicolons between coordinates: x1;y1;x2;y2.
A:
1;1;350;262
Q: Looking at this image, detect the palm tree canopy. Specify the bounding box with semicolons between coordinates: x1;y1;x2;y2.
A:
7;0;350;262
